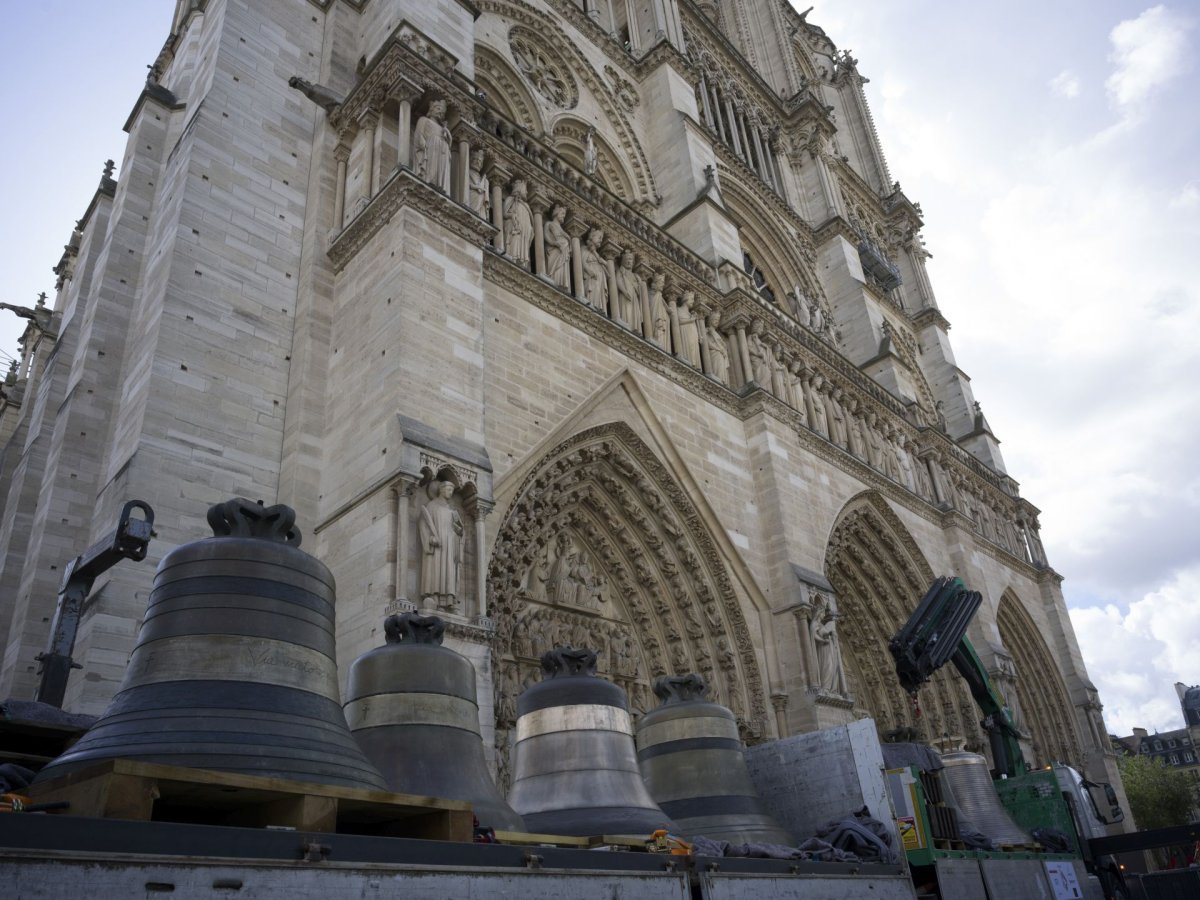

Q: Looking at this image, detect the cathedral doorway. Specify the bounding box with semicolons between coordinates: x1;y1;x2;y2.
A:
824;492;985;752
486;423;768;786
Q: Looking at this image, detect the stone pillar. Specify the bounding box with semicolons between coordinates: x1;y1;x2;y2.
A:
467;498;494;622
771;692;789;738
359;110;380;197
710;85;726;138
697;74;714;128
624;0;641;53
396;95;414;169
794;605;818;688
697;308;713;374
332;140;351;230
763;135;779;191
665;285;682;357
723;94;742;156
751;124;768;181
455;137;471;206
394;481;416;602
738;114;755;168
489;165;509;253
565;214;589;301
529;190;549;279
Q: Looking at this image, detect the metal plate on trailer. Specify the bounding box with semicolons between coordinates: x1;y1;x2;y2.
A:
5;854;691;900
699;870;917;900
934;858;988;900
980;858;1054;899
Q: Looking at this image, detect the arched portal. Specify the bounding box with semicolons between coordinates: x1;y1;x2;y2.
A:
996;592;1083;768
487;423;769;784
824;492;985;751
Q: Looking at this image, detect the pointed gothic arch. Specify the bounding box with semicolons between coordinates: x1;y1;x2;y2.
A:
475;45;545;137
551;116;636;203
487;422;769;768
824;491;985;751
995;591;1082;768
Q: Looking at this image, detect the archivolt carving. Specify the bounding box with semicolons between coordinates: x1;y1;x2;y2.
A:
488;423;769;751
476;45;545;136
478;1;658;204
825;492;985;752
996;591;1083;768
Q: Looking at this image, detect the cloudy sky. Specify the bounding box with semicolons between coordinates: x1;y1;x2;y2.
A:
1;3;1197;736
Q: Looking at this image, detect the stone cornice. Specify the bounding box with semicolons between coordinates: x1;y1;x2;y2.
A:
327;168;494;272
910;306;951;332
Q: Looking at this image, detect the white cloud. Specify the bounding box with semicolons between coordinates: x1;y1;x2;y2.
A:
1049;69;1081;98
1070;566;1200;736
1105;5;1194;110
1170;181;1200;208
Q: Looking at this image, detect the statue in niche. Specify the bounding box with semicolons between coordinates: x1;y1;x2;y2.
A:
813;597;848;695
825;386;848;447
809;375;829;436
413;99;452;193
583;126;598;176
864;411;884;467
747;323;772;386
768;339;789;399
569;551;607;609
581;228;608;310
418;479;464;612
468;150;490;219
615;250;641;329
676;292;702;367
503;179;534;267
706;312;730;383
544;204;571;288
522;551;550;602
648;273;669;349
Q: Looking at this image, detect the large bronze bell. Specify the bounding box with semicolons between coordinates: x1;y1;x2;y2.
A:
507;646;677;836
35;499;387;791
344;613;524;830
637;673;793;844
938;751;1031;845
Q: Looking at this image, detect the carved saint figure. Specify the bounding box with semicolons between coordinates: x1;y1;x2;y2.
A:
503;179;534;266
547;533;577;607
544;204;571;289
615;250;641;329
647;273;669;349
467;150;490;219
809;375;829;436
813;603;847;695
706;312;730;384
413;99;452;193
825;386;848;447
581;228;608;311
677;292;702;367
419;479;464;611
768;339;789;399
583;126;598;176
747;324;772;386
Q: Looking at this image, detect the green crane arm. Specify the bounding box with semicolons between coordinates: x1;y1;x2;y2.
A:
889;576;1028;777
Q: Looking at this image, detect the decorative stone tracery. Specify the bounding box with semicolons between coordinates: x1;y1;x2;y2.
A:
488;422;769;784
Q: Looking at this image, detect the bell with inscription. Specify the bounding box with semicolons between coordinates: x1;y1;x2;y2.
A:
507;646;677;836
35;498;387;790
344;613;524;830
636;673;793;844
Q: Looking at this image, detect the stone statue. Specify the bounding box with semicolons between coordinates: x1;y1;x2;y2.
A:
747;323;771;386
418;479;464;611
286;76;343;114
468;150;490;219
825;386;848;447
583;126;598;176
706;312;729;383
768;340;789;398
809;375;829;436
676;292;702;367
413;99;452;193
503;179;534;266
547;533;576;606
813;603;847;695
569;552;606;608
544;204;571;289
581;228;608;310
648;274;669;349
615;250;641;329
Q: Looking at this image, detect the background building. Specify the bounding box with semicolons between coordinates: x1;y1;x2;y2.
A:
0;0;1125;799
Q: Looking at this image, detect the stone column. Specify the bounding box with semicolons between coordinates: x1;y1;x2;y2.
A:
396;94;414;169
529;189;550;279
697;307;713;374
359;110;380;197
455;136;471;206
794;604;818;688
770;692;789;739
763;135;779;191
466;498;494;623
710;85;726;138
394;481;417;602
665;285;682;356
489;165;509;253
624;0;641;53
601;239;621;319
635;260;654;340
800;370;817;426
751;124;768;181
565;214;589;301
332;140;351;230
724;95;743;156
738;113;755;167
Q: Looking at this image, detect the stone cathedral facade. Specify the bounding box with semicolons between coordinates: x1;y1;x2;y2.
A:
0;0;1123;794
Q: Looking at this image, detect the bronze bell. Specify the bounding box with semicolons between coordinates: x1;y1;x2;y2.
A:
636;673;793;844
939;751;1031;845
344;613;524;830
35;498;387;791
507;646;677;836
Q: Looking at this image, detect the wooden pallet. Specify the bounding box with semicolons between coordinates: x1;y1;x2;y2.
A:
492;831;651;851
27;759;473;841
